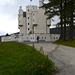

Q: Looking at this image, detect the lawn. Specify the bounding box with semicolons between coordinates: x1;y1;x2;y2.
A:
0;42;56;75
54;39;75;48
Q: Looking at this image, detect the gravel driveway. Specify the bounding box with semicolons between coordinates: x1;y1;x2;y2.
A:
27;43;75;75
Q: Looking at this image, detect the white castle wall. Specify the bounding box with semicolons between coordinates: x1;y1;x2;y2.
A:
34;9;47;34
50;34;60;42
1;34;60;42
26;5;38;34
2;36;11;42
18;0;50;35
2;34;19;42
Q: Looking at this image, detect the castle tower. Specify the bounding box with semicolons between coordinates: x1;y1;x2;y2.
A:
26;5;38;34
18;6;27;34
26;6;33;34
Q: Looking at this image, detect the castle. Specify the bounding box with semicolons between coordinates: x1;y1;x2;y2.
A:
1;0;60;42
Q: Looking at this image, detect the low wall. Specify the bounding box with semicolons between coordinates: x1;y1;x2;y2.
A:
1;34;60;42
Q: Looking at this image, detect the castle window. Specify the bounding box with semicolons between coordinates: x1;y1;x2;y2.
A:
42;37;43;39
21;34;23;36
28;23;29;25
28;17;29;19
28;9;29;12
19;20;20;23
33;14;34;15
28;28;29;30
45;37;46;39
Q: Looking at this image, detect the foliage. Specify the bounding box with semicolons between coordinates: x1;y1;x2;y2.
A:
0;42;56;75
29;31;32;34
54;38;75;48
6;33;9;36
42;0;75;41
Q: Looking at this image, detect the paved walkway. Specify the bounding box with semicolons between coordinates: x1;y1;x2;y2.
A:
27;43;75;75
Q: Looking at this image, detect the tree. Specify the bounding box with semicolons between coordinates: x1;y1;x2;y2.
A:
6;33;9;36
41;0;75;41
69;0;74;41
63;0;67;41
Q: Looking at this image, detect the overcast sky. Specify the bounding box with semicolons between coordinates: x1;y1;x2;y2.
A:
0;0;59;36
0;0;39;36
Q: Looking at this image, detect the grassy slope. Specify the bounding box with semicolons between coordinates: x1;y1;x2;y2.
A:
0;42;55;75
54;40;75;48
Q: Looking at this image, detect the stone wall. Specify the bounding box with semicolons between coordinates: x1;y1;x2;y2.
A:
1;34;60;42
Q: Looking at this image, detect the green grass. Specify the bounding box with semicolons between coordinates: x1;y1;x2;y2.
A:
0;42;56;75
54;39;75;48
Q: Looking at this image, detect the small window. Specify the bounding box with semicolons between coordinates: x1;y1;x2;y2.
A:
28;28;29;31
33;20;35;21
19;20;20;23
22;34;23;36
27;37;28;39
54;37;55;39
28;17;29;19
28;9;29;12
33;14;34;15
28;23;29;25
42;37;43;39
45;37;46;39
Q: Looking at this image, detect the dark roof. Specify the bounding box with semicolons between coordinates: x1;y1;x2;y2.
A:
14;32;20;34
50;26;75;37
50;28;61;34
23;12;26;17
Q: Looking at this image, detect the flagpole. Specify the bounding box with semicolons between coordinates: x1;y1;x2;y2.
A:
30;0;32;5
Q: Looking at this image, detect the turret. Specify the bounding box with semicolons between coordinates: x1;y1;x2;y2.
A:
18;6;27;34
39;0;43;7
18;6;23;28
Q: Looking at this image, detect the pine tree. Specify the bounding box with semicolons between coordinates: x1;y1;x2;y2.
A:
41;0;75;41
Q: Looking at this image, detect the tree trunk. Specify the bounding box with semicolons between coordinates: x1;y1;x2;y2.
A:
69;0;73;41
63;0;66;41
60;0;63;40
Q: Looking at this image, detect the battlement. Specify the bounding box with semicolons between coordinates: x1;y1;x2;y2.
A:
19;6;23;15
26;5;38;13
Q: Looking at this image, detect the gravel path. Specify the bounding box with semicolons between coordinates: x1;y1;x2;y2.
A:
28;43;75;75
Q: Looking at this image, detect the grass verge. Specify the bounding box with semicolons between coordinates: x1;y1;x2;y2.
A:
0;42;56;75
54;40;75;48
